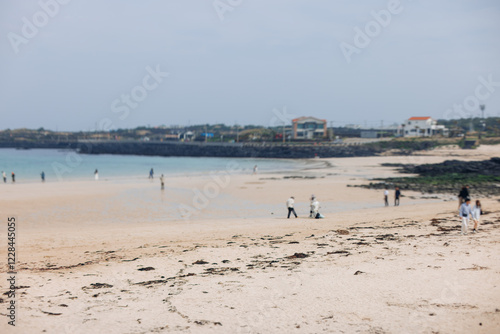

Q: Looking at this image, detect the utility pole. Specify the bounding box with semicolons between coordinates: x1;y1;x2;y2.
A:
282;122;285;143
479;105;485;139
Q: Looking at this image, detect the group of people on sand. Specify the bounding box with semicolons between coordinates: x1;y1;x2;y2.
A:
384;187;401;206
148;168;165;190
286;195;324;219
457;185;482;235
2;171;16;183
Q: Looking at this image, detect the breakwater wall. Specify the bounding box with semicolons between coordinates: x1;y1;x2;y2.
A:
74;140;438;159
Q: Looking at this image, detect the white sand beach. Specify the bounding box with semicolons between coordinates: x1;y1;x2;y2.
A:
1;145;499;333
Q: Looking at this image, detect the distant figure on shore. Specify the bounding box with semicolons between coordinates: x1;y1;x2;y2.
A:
2;171;6;183
11;172;15;183
160;174;165;190
41;171;45;182
94;169;99;181
149;168;154;179
459;199;472;235
253;165;258;175
394;187;401;206
384;188;389;207
458;185;470;208
472;200;482;233
286;196;298;218
309;194;316;218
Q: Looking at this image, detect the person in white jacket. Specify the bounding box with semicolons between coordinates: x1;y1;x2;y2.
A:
459;199;472;235
311;198;320;218
286;196;297;218
471;200;482;233
309;195;316;218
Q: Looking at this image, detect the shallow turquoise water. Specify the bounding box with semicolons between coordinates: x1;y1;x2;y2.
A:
0;148;305;182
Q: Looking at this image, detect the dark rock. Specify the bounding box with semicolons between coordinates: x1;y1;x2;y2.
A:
83;283;113;289
138;267;155;271
287;253;309;259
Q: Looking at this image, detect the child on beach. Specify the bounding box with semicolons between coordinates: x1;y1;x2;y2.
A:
472;200;482;233
459;199;472;235
384;188;389;206
160;174;165;190
94;169;99;181
2;171;6;183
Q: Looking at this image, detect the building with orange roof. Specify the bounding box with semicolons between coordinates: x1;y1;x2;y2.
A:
292;117;327;140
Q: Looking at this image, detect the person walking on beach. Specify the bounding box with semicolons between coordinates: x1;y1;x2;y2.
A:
2;171;6;183
472;200;482;233
253;165;258;175
149;168;154;179
458;185;470;208
11;172;15;183
459;199;472;235
286;196;298;218
160;174;165;190
394;187;401;206
94;169;99;181
41;171;45;182
384;188;389;207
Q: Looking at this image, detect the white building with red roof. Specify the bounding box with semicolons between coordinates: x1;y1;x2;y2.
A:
401;117;448;137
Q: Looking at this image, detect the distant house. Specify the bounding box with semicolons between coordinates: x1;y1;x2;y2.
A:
292;117;327;140
401;117;448;137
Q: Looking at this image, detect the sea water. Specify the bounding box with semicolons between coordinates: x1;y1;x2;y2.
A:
0;148;306;183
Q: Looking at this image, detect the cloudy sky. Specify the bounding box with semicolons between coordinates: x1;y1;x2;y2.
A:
1;0;499;131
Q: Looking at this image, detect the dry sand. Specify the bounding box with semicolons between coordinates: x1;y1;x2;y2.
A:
1;144;499;333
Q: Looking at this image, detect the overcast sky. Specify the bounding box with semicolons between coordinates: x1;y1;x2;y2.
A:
1;0;499;131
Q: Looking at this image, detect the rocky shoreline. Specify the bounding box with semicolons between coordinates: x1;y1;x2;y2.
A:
354;158;500;197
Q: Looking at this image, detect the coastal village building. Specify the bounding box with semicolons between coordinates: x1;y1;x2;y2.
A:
292;117;327;140
401;117;449;137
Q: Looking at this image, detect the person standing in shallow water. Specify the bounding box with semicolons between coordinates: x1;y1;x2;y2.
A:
2;171;6;183
394;187;401;206
11;172;15;183
286;196;298;218
94;169;99;181
160;174;165;190
41;171;45;182
149;168;154;179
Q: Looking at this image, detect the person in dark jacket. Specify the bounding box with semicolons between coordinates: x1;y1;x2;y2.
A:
394;187;401;206
458;185;470;208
